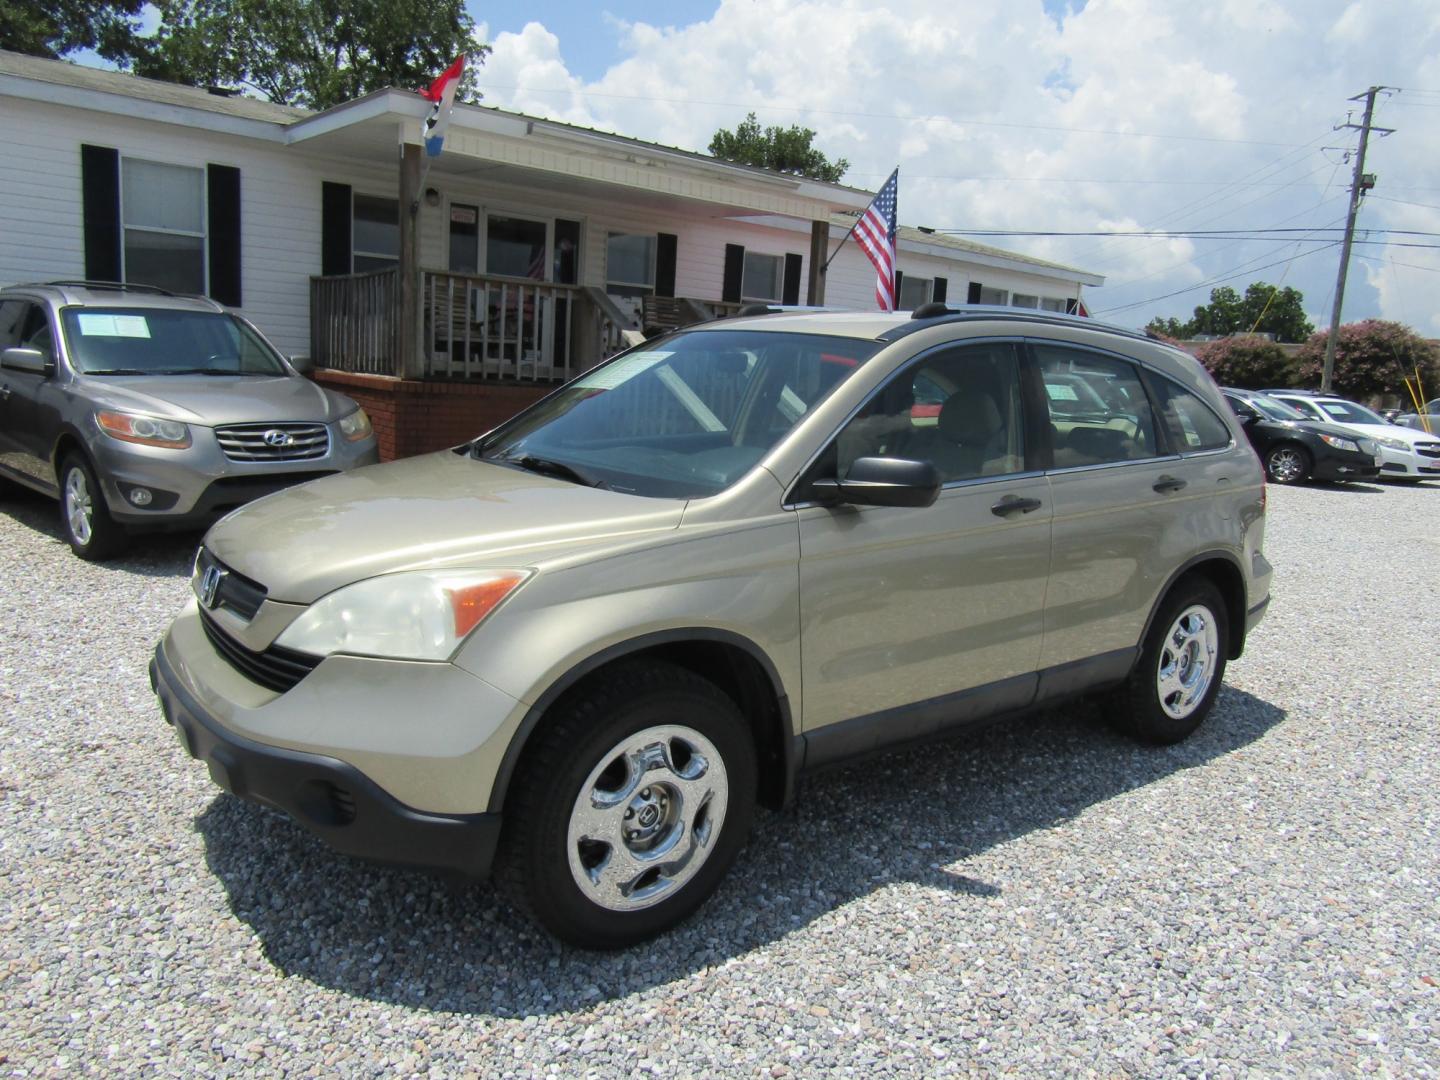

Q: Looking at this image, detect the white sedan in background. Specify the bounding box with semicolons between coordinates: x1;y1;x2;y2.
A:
1264;391;1440;482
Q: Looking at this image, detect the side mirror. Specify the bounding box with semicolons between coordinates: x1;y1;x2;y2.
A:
1;346;52;375
809;455;943;508
1237;411;1260;426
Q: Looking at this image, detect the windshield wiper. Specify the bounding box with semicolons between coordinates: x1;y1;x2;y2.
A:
497;453;606;489
161;367;270;376
85;368;155;376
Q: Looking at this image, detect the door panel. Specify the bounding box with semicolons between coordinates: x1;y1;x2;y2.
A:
797;475;1052;730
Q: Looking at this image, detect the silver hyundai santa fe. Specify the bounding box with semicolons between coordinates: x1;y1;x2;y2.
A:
0;281;378;558
151;305;1272;948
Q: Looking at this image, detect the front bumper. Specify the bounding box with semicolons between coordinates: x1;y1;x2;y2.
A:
1310;450;1380;482
151;632;505;880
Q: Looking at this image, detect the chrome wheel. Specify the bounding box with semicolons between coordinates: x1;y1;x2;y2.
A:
566;724;729;913
1156;604;1219;720
64;466;93;545
1267;446;1306;483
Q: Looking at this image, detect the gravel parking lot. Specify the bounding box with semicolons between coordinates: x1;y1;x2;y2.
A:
2;477;1438;1077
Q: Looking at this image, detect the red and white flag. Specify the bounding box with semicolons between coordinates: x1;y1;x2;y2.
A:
421;55;466;157
853;168;899;310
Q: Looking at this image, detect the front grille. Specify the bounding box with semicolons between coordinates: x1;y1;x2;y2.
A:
214;422;329;462
1416;442;1440;459
194;548;267;621
200;610;319;693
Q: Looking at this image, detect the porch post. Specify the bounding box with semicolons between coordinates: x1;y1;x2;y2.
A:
398;142;424;379
807;219;828;305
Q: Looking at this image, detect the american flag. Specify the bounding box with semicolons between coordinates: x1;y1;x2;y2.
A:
853;168;898;310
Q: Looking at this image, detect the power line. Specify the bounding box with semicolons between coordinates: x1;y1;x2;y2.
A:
932;227;1440;239
1092;243;1343;317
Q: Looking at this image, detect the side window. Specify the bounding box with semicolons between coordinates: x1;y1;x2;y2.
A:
1151;377;1232;452
0;300;28;349
833;342;1025;483
1035;345;1159;467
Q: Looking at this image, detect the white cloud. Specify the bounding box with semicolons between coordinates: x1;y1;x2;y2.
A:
478;0;1440;333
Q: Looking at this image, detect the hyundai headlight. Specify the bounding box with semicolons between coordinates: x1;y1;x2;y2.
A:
274;569;531;661
96;410;191;449
338;408;373;442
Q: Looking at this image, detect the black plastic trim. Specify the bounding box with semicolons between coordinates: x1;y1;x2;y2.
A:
487;628;797;814
1135;550;1251;662
881;306;1153;346
151;647;501;879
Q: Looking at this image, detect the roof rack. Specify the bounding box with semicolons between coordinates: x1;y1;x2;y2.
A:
733;303;850;317
883;302;1147;345
40;280;176;296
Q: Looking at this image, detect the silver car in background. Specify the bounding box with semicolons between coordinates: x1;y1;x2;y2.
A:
0;281;378;558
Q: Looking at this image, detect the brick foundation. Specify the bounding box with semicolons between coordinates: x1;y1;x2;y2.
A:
309;370;551;461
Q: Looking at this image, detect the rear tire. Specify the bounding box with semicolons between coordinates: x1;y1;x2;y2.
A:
1264;443;1312;485
59;454;126;560
1108;578;1229;745
497;660;757;949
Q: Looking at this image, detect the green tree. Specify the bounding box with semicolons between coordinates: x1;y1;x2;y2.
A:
709;112;849;183
1144;316;1187;340
0;0;146;61
1176;282;1314;343
130;0;489;110
1194;337;1296;390
1293;320;1440;399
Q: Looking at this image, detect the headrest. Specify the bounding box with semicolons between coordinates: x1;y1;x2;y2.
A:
938;391;1002;443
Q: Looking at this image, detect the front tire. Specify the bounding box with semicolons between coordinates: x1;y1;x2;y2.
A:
1109;578;1229;745
1265;443;1312;485
59;454;126;560
499;661;757;949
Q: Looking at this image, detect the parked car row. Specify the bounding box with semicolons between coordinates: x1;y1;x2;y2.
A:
0;281;379;559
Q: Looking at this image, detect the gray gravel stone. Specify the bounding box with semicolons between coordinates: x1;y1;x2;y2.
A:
1;478;1438;1076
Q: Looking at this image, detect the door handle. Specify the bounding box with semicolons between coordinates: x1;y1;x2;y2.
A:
991;496;1042;517
1153;475;1187;494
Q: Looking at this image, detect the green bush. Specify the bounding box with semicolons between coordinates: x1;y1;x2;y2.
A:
1194;337;1295;390
1294;320;1440;398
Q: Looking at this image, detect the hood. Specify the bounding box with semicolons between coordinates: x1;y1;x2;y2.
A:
1289;419;1377;443
77;374;351;426
1314;420;1433;445
205;450;685;602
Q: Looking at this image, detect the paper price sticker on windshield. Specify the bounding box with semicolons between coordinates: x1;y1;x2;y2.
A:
77;314;152;338
577;351;670;390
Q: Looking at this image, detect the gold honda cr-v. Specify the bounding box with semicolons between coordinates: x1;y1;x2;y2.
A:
152;306;1271;948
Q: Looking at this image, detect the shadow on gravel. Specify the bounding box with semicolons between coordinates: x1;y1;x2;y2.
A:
1305;480;1385;494
194;686;1284;1017
1;488;199;577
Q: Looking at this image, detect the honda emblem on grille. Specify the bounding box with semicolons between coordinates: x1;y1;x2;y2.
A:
198;565;227;609
263;429;293;448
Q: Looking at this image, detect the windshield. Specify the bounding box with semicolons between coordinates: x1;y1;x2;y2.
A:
1311;399;1386;426
476;329;880;498
1247;394;1308;421
60;308;287;376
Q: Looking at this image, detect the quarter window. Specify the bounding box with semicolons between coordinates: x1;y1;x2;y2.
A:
1151;377;1232;452
122;158;206;293
1035;345;1160;466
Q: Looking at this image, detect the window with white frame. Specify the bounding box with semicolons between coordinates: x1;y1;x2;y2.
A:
977;285;1008;306
1011;293;1040;309
353;194;400;272
607;233;655;297
900;275;932;310
742;251;783;302
1040;297;1067;312
122;158;206;294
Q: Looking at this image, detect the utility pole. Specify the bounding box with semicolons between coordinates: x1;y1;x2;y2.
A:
1321;87;1394;392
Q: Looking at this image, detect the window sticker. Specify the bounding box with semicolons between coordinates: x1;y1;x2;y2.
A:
1319;403;1347;417
77;314;152;338
576;351;670;391
1046;383;1079;401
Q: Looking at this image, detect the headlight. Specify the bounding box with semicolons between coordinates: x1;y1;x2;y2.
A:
274;569;531;661
1318;434;1358;452
338;408;373;442
95;410;191;449
1374;436;1408;451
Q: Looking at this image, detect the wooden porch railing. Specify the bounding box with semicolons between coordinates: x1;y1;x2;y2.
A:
309;268;400;376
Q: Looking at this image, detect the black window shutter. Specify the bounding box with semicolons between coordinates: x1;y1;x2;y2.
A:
894;270;904;304
1066;298;1080;314
782;253;803;305
81;145;121;282
321;182;353;276
722;243;745;303
933;277;948;303
967;282;983;304
207;164;242;306
655;233;678;297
